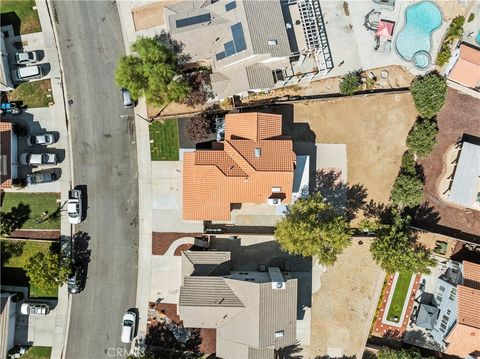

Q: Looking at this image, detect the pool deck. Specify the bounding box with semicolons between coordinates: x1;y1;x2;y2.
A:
322;0;469;79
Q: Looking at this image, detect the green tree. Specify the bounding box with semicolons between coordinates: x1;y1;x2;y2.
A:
274;193;353;266
400;151;416;176
115;37;190;107
406;119;438;158
410;72;447;119
339;71;362;96
368;212;435;274
445;16;465;43
24;251;70;292
378;347;424;359
391;174;424;208
436;43;452;66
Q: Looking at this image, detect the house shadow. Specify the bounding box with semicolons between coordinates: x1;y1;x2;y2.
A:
0;12;21;36
208;236;312;321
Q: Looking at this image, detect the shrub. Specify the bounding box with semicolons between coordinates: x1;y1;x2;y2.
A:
406;119;438;158
445;16;465;43
436;43;452;66
410;72;447;119
339;71;362;96
391;174;424;208
186;113;212;141
400;151;416;176
468;13;475;22
181;71;210;108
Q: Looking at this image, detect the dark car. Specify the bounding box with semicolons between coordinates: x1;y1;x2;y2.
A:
26;171;57;185
68;265;86;294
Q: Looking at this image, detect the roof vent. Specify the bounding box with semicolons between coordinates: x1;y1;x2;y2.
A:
275;330;285;338
268;39;278;46
255;148;261;157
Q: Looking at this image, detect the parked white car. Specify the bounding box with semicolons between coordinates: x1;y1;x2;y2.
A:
15;51;38;65
27;133;57;146
20;303;50;316
67;189;83;224
121;311;136;343
16;65;43;80
20;152;57;166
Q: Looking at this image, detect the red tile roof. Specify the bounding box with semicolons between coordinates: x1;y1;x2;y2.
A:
183;113;295;221
457;285;480;329
449;44;480;88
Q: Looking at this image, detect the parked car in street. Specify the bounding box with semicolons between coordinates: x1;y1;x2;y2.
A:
20;152;57;166
15;51;38;65
16;65;43;81
68;264;86;294
27;133;57;146
20;303;50;316
26;171;57;185
67;189;83;224
121;311;136;343
121;88;133;108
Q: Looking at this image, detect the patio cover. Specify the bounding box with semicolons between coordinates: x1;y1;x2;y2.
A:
376;20;394;38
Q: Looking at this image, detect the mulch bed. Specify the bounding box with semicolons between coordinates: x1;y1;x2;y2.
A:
8;230;61;240
414;88;480;241
152;232;201;255
174;243;193;256
148;302;216;355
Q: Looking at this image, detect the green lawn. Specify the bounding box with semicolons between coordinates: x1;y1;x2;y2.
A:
386;272;413;322
149;119;180;161
1;239;58;298
9;79;53;108
20;346;52;359
0;0;42;35
0;192;61;230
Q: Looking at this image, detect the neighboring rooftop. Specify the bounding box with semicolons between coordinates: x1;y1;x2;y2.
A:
178;251;297;359
183;112;296;221
446;261;480;357
448;43;480;89
448;140;480;208
0;122;13;189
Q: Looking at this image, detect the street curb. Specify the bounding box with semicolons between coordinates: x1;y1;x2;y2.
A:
43;1;74;358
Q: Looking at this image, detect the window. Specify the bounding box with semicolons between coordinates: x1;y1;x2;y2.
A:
447;309;451;315
439;285;446;292
439;315;449;332
449;287;457;301
225;1;237;11
436;294;443;305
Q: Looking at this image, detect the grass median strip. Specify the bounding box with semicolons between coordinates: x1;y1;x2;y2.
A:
386;271;413;322
149;119;179;161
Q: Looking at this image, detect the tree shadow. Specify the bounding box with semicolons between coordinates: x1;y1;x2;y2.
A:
313;169;368;221
403;329;444;351
276;341;303;358
154;31;191;67
0;240;25;266
73;231;91;266
0;203;31;235
407;202;440;228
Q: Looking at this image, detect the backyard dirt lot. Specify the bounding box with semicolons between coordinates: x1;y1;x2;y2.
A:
294;92;417;205
303;239;384;358
416;88;480;240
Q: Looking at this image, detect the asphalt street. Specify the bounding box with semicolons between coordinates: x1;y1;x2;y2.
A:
52;1;139;358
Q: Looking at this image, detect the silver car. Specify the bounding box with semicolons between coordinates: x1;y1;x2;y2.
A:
15;51;38;65
20;303;50;316
26;171;57;185
20;153;57;166
27;133;57;146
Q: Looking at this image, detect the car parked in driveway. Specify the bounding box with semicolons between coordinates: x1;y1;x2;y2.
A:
26;171;57;185
16;65;43;81
20;303;50;316
27;133;57;146
20;152;57;166
15;51;38;65
121;311;136;343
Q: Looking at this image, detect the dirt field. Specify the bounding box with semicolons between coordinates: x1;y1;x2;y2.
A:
303;239;384;358
294;92;418;205
132;1;180;31
417;88;480;240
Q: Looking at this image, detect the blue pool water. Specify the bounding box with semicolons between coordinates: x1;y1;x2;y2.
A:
396;1;443;68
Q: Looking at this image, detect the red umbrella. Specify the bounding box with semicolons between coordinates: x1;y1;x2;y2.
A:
376;20;395;39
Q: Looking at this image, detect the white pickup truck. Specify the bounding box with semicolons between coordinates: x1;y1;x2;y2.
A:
67;189;83;224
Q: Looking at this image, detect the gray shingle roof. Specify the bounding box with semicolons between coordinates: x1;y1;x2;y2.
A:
243;0;291;57
245;64;275;90
179;277;244;307
449;141;480;207
416;304;440;330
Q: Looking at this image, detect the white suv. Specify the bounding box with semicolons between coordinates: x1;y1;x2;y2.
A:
121;311;136;343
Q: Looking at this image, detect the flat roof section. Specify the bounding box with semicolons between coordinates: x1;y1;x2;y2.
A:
449;141;480;208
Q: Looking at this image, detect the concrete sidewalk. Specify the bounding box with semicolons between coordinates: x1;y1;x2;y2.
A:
34;1;72;358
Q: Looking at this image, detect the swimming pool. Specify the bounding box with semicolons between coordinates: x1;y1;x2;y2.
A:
396;1;443;69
